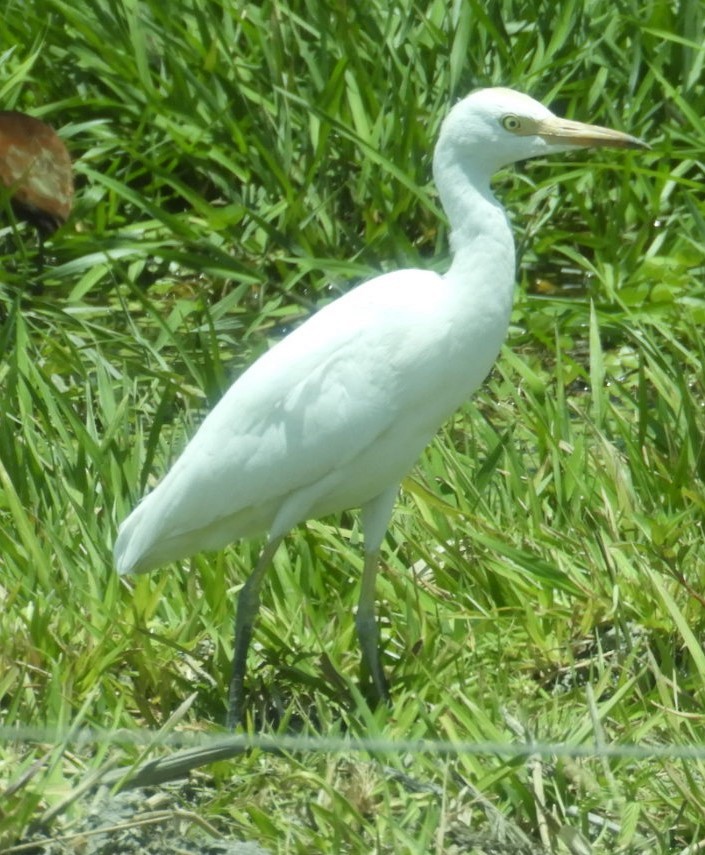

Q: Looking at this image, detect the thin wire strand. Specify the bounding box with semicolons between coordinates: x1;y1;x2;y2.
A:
2;724;705;763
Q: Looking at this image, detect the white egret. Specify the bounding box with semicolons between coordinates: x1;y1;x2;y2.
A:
115;88;647;726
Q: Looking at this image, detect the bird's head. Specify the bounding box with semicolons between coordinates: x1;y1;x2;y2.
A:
435;87;648;177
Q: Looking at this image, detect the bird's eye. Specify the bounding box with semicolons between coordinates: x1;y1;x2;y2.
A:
501;115;522;133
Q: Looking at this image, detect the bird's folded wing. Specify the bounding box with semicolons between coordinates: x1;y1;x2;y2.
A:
115;268;445;573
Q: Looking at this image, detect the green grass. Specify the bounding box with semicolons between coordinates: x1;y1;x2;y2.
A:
2;0;705;852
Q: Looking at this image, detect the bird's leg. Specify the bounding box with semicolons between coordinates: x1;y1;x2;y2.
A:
356;485;399;706
355;547;390;704
227;536;282;729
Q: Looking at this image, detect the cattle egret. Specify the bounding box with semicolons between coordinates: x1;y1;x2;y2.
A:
0;111;73;234
115;88;647;726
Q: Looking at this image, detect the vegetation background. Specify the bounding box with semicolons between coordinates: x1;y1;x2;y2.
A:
1;0;704;852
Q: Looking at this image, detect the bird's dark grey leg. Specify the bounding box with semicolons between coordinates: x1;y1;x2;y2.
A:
357;485;399;705
355;547;389;703
227;536;283;729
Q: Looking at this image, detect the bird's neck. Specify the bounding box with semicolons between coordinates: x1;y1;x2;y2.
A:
435;154;512;251
434;156;516;307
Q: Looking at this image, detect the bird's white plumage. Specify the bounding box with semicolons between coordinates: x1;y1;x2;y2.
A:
115;256;511;574
115;86;644;586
